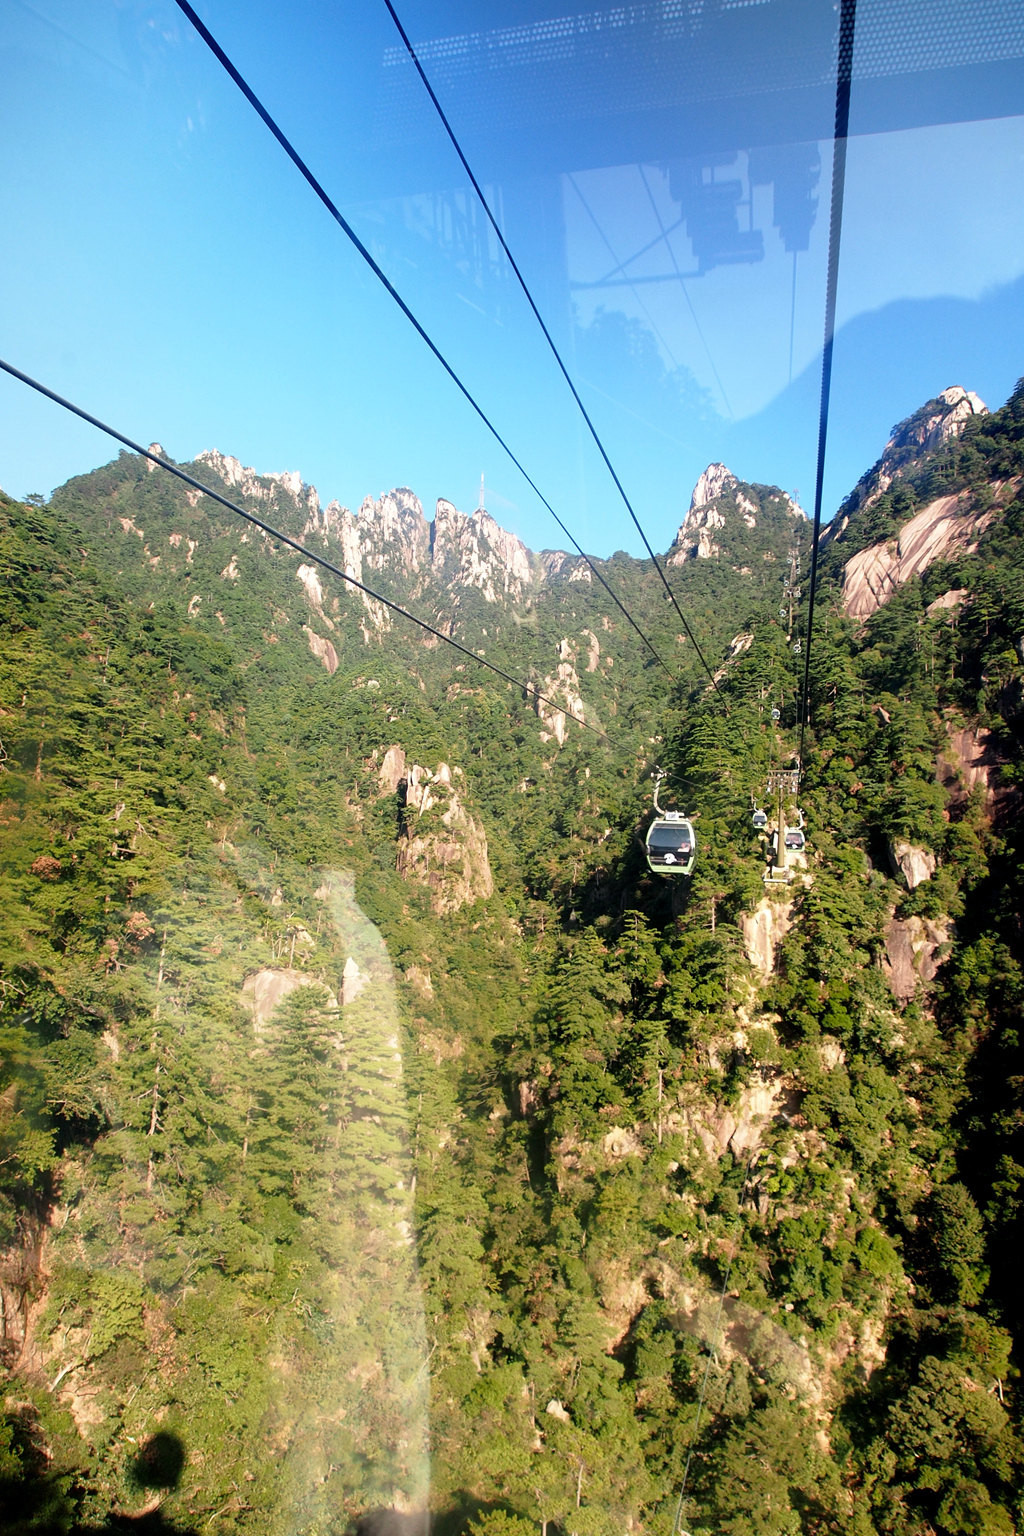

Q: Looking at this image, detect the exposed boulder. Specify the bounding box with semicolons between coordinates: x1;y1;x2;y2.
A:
883;915;952;1001
396;762;493;915
341;955;368;1006
378;744;408;795
404;964;433;1000
303;625;339;674
741;894;793;978
603;1127;643;1160
241;968;329;1033
820;1038;845;1071
926;588;969;616
888;839;936;889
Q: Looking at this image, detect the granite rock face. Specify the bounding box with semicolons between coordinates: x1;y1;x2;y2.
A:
883;915;951;1001
888;838;936;890
395;760;494;915
824;385;988;548
668;463;805;566
196;454;543;611
431;498;533;602
841;495;994;622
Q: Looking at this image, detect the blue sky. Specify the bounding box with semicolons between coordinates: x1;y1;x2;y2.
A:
2;0;1023;557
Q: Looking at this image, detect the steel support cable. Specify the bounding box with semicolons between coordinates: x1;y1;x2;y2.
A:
171;1;676;687
797;0;858;771
0;357;610;742
378;0;723;698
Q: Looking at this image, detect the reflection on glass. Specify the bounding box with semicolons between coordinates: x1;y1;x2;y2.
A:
2;3;1024;1535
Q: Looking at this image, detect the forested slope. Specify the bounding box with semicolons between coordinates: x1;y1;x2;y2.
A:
1;383;1023;1536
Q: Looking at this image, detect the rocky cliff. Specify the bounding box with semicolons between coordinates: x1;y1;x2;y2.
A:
840;493;996;622
821;385;1017;622
196;454;542;606
385;749;494;914
823;385;988;549
667;462;806;568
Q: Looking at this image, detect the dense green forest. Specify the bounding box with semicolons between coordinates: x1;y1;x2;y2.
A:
1;382;1023;1536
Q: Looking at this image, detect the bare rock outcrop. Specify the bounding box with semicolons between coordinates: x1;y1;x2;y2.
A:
432;499;533;602
581;628;601;672
883;915;951;1001
304;498;364;580
179;454;598;616
938;723;1008;818
841;494;994;622
341;955;368;1006
689;1080;787;1159
888;838;936;889
534;641;587;745
741;894;793;978
926;588;968;616
378;744;408;795
241;968;330;1033
690;462;738;511
667;462;738;563
541;550;592;582
825;385;988;547
296;563;333;624
669;464;804;565
396;762;493;915
195;449;321;521
603;1127;643;1160
360;488;432;576
303;625;339;674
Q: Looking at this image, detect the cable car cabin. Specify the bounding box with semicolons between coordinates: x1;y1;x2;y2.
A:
752;809;768;832
784;826;806;852
646;812;696;876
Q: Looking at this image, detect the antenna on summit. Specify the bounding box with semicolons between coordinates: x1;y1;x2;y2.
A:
477;473;485;514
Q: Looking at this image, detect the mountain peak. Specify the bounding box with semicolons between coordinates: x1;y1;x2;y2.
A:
690;462;738;511
827;385;989;546
670;468;804;566
195;449;319;517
